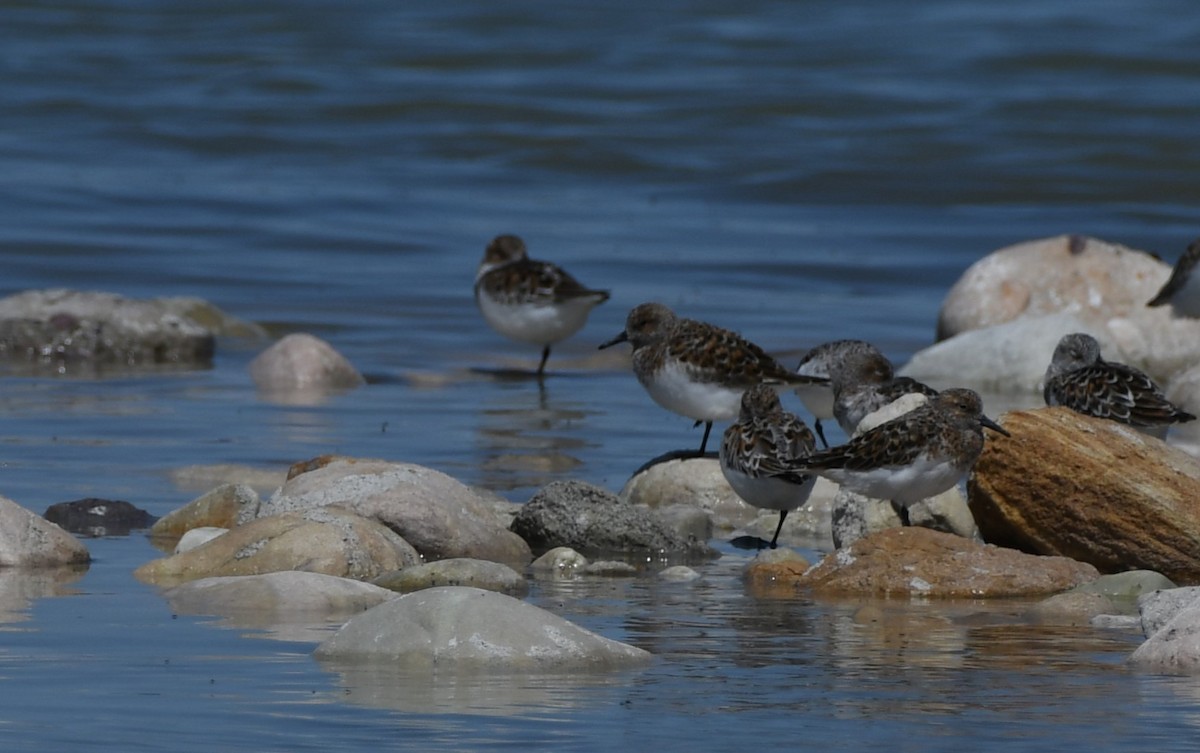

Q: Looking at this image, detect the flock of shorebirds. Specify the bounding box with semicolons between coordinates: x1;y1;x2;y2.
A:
475;234;1199;549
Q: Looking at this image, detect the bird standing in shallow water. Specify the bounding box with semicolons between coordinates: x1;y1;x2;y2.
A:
720;385;818;549
474;234;610;378
1043;332;1195;435
599;302;828;455
781;388;1009;521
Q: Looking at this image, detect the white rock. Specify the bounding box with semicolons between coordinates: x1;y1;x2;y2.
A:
0;495;90;567
174;526;228;554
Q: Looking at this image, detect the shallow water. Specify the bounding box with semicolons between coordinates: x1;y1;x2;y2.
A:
3;0;1200;750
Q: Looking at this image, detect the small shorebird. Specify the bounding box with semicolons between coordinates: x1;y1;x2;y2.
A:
1148;238;1200;317
599;302;828;455
794;339;882;448
782;388;1009;520
1043;332;1195;435
828;348;938;436
474;234;610;377
719;385;818;549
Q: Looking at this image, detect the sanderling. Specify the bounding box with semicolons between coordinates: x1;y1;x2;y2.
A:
474;234;610;377
1148;238;1200;317
828;348;938;436
599;302;827;454
719;384;818;549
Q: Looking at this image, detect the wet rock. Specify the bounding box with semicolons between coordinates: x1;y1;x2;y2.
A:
0;289;217;372
249;333;364;401
150;483;261;539
1071;570;1177;603
937;235;1167;341
1029;591;1117;625
656;503;714;545
134;506;421;586
743;548;812;598
163;571;395;623
969;407;1200;583
1129;601;1200;673
314;586;652;670
794;527;1098;598
372;558;528;597
510;480;718;559
174;527;227;554
658;565;701;582
43;498;154;537
257;458;531;567
583;560;639;576
1137;587;1200;637
1;495;91;568
528;546;588;576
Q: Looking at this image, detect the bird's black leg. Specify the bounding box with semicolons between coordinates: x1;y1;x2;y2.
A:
536;345;551;377
769;510;789;549
697;420;714;455
891;500;911;526
814;419;829;449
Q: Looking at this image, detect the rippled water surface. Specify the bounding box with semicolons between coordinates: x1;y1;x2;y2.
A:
3;1;1200;750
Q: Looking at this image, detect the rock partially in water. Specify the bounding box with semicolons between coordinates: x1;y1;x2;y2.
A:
511;479;718;560
795;527;1098;598
134;506;422;585
0;289;218;373
164;571;395;623
314;586;652;670
1071;570;1177;602
259;457;531;568
150;483;261;539
249;333;364;403
1130;590;1200;674
1029;591;1117;625
743;548;811;598
529;546;588;576
1;495;91;568
43;498;155;537
970;407;1200;584
372;558;528;597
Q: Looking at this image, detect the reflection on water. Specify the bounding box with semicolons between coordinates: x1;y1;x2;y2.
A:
0;566;88;626
474;378;597;492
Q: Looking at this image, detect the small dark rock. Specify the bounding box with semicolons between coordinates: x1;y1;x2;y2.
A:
44;498;156;537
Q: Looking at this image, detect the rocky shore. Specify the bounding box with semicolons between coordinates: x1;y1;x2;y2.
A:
5;235;1200;675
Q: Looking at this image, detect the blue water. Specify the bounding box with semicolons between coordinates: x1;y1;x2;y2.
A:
3;0;1200;750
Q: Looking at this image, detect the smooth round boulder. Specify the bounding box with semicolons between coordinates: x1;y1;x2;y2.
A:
314;586;652;671
163;571;396;622
1;495;90;568
151;483;261;539
248;333;365;402
372;558;528;597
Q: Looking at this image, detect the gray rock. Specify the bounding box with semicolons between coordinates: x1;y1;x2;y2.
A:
249;333;365;404
1129;605;1200;673
151;483;261;539
372;558;528;597
658;565;701;582
511;480;717;559
656;503;714;544
0;495;90;568
1072;570;1177;602
164;571;395;621
174;527;228;554
1092;614;1142;630
0;289;216;372
1029;591;1117;625
583;561;639;576
1138;587;1200;637
529;547;589;576
258;458;532;567
314;586;652;670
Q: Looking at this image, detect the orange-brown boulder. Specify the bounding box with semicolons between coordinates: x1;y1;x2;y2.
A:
970;407;1200;584
794;527;1097;598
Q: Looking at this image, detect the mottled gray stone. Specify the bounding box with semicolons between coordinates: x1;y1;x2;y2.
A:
1129;604;1200;673
529;547;589;576
1137;587;1200;637
0;495;90;568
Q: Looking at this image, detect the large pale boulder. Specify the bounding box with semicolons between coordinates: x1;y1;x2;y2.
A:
1130;588;1200;673
0;496;90;568
619;456;756;529
134;506;421;585
258;458;532;567
249;333;364;404
969;407;1200;583
794;527;1098;598
314;586;652;670
0;289;217;371
937;235;1167;340
163;571;396;622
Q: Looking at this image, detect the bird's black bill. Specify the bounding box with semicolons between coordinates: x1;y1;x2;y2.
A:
981;415;1010;437
598;331;628;350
